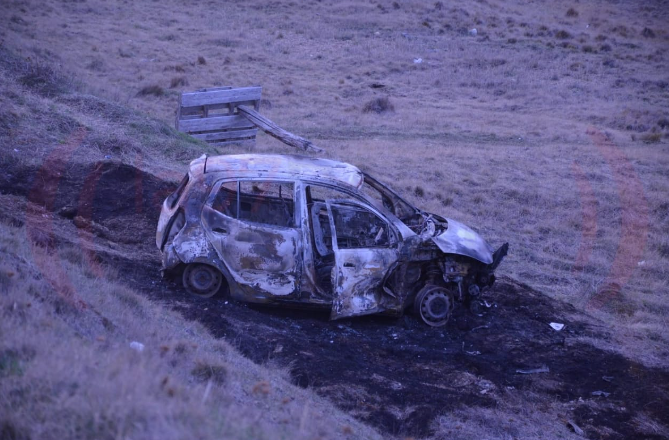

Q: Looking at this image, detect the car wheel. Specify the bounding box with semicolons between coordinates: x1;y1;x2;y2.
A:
182;263;224;299
414;285;454;327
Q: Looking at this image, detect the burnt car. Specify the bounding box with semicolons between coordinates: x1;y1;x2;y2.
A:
156;154;507;327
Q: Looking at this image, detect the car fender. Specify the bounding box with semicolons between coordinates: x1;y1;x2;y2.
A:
431;218;494;264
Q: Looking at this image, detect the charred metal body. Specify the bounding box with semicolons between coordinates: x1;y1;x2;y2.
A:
156;154;508;327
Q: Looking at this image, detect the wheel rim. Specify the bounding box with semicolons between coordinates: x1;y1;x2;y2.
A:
418;287;453;327
182;264;222;298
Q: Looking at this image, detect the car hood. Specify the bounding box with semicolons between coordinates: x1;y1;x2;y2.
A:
431;217;494;264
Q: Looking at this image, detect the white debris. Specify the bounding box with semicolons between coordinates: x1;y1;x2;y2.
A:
516;365;549;374
591;390;611;397
201;380;213;404
567;420;584;436
413;58;423;64
638;260;646;266
468;28;478;36
129;341;145;352
549;322;565;331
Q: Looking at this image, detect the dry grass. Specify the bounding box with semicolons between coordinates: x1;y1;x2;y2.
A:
431;390;582;440
1;0;668;437
2;0;667;144
0;218;381;440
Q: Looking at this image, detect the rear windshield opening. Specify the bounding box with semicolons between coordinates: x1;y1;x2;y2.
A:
166;174;189;208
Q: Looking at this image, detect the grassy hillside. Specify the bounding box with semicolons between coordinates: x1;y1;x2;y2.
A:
1;0;668;438
0;49;382;440
3;0;666;364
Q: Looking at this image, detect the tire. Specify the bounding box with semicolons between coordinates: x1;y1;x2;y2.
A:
414;284;454;327
182;263;225;299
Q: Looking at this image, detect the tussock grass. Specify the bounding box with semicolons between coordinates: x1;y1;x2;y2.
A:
0;219;381;440
362;97;395;114
1;0;668;437
0;50;380;439
3;0;666;145
137;85;166;97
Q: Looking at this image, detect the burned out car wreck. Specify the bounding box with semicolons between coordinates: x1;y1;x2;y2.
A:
157;154;508;327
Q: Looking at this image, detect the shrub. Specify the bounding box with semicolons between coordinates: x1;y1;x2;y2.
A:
191;361;228;384
640;132;662;143
136;85;165;97
566;8;578;17
86;58;105;71
642;28;656;38
18;63;71;97
362;97;395;114
555;30;572;39
169;76;188;88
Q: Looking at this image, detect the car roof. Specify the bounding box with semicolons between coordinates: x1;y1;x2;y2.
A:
189;154;364;188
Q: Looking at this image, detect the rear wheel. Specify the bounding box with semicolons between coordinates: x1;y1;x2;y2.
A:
182;263;224;299
414;285;454;327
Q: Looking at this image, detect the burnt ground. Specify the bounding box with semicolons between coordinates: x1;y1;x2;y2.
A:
2;159;669;439
145;272;669;439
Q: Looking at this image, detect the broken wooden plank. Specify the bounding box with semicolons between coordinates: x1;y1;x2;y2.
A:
190;128;258;143
180;100;259;115
178;114;254;133
181;86;262;108
238;105;323;153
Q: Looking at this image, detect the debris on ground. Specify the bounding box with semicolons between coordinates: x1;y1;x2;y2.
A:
549;322;565;331
515;365;550;374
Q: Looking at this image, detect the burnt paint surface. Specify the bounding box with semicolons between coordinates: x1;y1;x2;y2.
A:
432;218;494;264
202;205;301;298
157;154;507;320
331;247;399;319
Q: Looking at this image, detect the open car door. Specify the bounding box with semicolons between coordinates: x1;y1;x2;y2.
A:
327;200;399;319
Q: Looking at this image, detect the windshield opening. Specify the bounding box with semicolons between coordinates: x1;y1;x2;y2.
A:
361;173;418;220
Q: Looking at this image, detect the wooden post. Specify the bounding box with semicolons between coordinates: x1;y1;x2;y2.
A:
238;105;323;153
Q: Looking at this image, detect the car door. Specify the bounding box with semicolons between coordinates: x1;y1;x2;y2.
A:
326;200;399;319
202;179;301;298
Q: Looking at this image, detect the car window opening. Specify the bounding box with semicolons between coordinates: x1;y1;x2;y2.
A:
331;204;391;249
213;180;295;228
